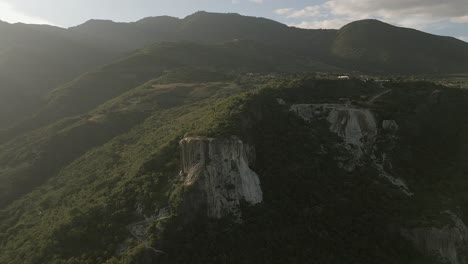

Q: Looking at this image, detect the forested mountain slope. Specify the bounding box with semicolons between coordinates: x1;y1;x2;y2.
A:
1;74;468;264
332;19;468;73
2;12;468;129
1;11;468;264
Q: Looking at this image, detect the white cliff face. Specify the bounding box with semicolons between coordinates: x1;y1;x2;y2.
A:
403;211;468;264
290;104;412;195
179;137;263;219
291;104;377;168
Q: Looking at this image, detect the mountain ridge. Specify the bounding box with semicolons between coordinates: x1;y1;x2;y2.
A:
1;11;468;130
1;11;468;264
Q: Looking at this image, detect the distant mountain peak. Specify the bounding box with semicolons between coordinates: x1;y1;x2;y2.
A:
340;19;394;30
82;19;116;24
136;15;179;24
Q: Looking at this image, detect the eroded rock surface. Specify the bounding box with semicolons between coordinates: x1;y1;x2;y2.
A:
290;104;412;195
403;211;468;264
179;136;263;219
291;104;377;169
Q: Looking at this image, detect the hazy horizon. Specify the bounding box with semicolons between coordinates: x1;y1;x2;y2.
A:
0;0;467;42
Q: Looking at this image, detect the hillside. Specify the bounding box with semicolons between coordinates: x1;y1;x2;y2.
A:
332;19;468;73
0;38;330;206
1;74;468;263
70;13;468;74
0;40;337;144
1;11;468;264
0;21;118;129
2;12;468;129
0;12;334;129
70;12;336;57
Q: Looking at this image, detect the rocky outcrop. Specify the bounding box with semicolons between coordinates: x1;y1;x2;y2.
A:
403;211;468;264
374;119;412;196
290;104;412;195
291;104;377;169
276;98;286;105
179;136;263;220
116;206;170;257
128;207;171;242
372;154;412;196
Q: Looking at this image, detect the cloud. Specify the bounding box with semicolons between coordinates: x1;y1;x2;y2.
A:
458;36;468;42
275;0;468;29
274;8;293;15
291;18;352;29
0;1;51;24
452;15;468;23
232;0;264;4
275;6;323;18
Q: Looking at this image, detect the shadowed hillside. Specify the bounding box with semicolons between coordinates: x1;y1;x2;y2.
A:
332;19;468;73
2;13;468;129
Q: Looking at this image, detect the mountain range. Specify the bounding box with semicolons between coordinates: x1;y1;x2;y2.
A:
1;11;468;130
1;11;468;264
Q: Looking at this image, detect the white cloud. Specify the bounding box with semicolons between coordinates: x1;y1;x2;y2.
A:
0;1;51;24
232;0;264;4
458;36;468;42
291;18;352;29
452;15;468;23
275;0;468;29
274;8;294;15
275;6;323;18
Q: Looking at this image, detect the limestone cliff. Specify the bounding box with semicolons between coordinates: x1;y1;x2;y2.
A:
291;104;377;165
178;136;263;219
290;103;411;195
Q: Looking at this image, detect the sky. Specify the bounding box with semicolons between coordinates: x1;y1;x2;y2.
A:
0;0;467;42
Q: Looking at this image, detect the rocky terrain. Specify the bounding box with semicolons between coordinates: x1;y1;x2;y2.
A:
178;136;262;220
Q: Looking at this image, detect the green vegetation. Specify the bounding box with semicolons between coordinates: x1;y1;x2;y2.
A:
2;12;468;129
0;40;322;143
1;11;468;263
2;74;468;263
332;20;468;73
0;79;255;263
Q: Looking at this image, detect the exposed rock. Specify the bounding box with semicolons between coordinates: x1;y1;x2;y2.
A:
291;104;377;170
382;120;399;132
179;136;263;220
403;211;468;264
127;206;171;242
372;154;413;196
276;98;286;105
119;206;170;257
291;104;412;195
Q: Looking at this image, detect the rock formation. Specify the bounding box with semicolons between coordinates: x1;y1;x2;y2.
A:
290;104;412;195
290;104;377;169
179;136;263;219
